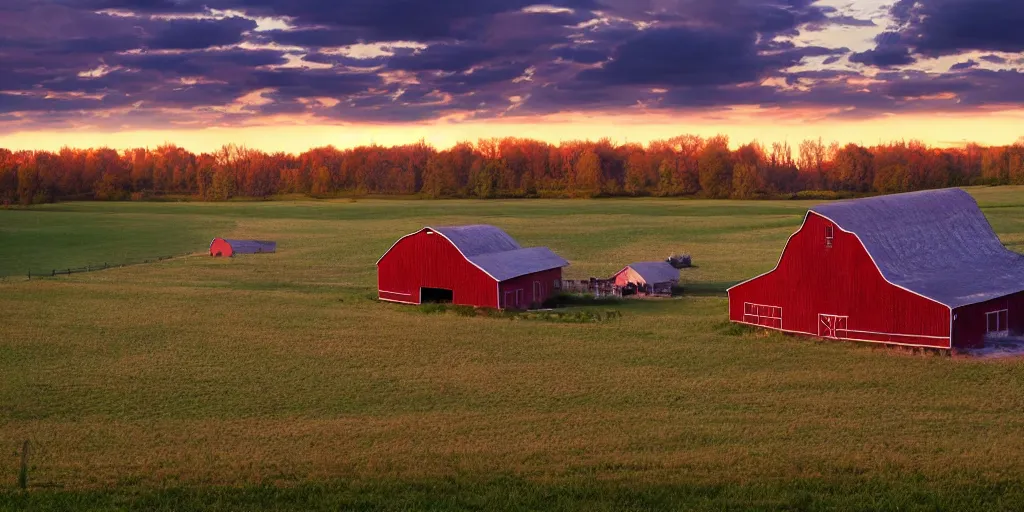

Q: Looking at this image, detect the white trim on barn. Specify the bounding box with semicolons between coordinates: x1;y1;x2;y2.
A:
732;320;952;350
727;210;954;347
375;227;503;283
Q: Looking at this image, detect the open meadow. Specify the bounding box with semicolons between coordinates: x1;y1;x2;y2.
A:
3;187;1024;510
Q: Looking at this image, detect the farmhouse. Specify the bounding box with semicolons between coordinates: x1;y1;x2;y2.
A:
728;188;1024;350
210;238;277;257
612;261;679;296
377;225;569;309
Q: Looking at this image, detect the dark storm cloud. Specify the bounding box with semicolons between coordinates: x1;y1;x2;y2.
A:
823;15;876;28
386;44;503;73
890;0;1024;56
145;17;256;50
578;28;770;87
949;60;979;71
578;27;844;87
245;70;383;99
980;54;1007;64
850;32;916;67
2;0;1023;128
261;28;362;49
223;0;599;42
112;49;289;75
56;0;206;13
602;0;830;37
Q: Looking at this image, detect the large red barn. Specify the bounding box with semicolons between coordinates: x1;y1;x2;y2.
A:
377;225;569;309
728;188;1024;350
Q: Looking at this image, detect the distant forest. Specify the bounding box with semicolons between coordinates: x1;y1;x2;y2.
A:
3;135;1024;205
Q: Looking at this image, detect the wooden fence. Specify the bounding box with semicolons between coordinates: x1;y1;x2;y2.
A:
21;252;193;280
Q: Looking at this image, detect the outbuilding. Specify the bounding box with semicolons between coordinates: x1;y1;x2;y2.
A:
376;225;569;309
728;188;1024;350
612;262;679;296
210;238;277;257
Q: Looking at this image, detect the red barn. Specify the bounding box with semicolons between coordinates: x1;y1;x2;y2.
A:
377;225;569;309
728;188;1024;350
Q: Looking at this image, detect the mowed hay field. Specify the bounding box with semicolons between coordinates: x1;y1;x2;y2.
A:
3;188;1024;510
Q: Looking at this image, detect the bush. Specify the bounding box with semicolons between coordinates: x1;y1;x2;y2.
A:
418;303;448;314
543;293;623;308
410;301;624;323
786;190;859;201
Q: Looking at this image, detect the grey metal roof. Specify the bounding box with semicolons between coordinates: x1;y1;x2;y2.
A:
469;247;570;282
223;239;276;254
431;225;521;256
620;261;680;284
430;225;568;281
810;188;1024;308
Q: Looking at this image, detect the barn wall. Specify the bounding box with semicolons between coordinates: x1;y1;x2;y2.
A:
377;230;499;308
499;267;563;309
613;268;645;286
728;212;952;348
952;291;1024;348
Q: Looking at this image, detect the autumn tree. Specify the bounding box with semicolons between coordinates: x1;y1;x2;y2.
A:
698;135;733;198
798;138;827;189
832;143;874;192
572;149;603;198
624;151;649;196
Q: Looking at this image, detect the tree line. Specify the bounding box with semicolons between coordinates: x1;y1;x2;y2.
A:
2;135;1024;205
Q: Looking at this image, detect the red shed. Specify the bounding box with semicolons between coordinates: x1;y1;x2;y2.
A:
210;238;276;257
377;225;569;309
728;188;1024;350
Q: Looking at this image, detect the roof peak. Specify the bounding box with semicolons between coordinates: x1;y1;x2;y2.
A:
808;187;1024;308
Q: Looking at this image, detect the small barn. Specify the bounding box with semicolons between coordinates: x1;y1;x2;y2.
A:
728;188;1024;350
612;262;679;296
210;238;277;257
377;225;569;309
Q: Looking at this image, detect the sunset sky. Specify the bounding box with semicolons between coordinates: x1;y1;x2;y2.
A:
2;0;1023;153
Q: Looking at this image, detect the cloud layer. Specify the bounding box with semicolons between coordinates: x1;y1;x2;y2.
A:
1;0;1023;131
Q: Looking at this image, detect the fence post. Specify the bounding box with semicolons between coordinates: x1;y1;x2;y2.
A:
27;270;30;280
18;440;29;490
51;269;55;277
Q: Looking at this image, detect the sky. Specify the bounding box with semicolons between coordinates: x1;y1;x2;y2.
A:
1;0;1023;153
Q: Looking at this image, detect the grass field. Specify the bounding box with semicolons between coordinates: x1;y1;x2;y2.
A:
3;187;1024;510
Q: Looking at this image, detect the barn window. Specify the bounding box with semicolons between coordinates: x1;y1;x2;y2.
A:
533;281;542;302
825;225;834;248
515;289;524;307
987;309;1009;336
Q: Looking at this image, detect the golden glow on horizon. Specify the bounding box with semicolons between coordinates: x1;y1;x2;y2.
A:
2;109;1023;153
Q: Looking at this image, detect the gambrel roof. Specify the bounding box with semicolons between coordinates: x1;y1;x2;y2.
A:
811;188;1024;308
378;225;568;282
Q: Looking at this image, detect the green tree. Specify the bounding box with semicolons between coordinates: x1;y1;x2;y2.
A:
698;136;733;198
656;159;675;196
469;160;495;198
731;163;763;199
